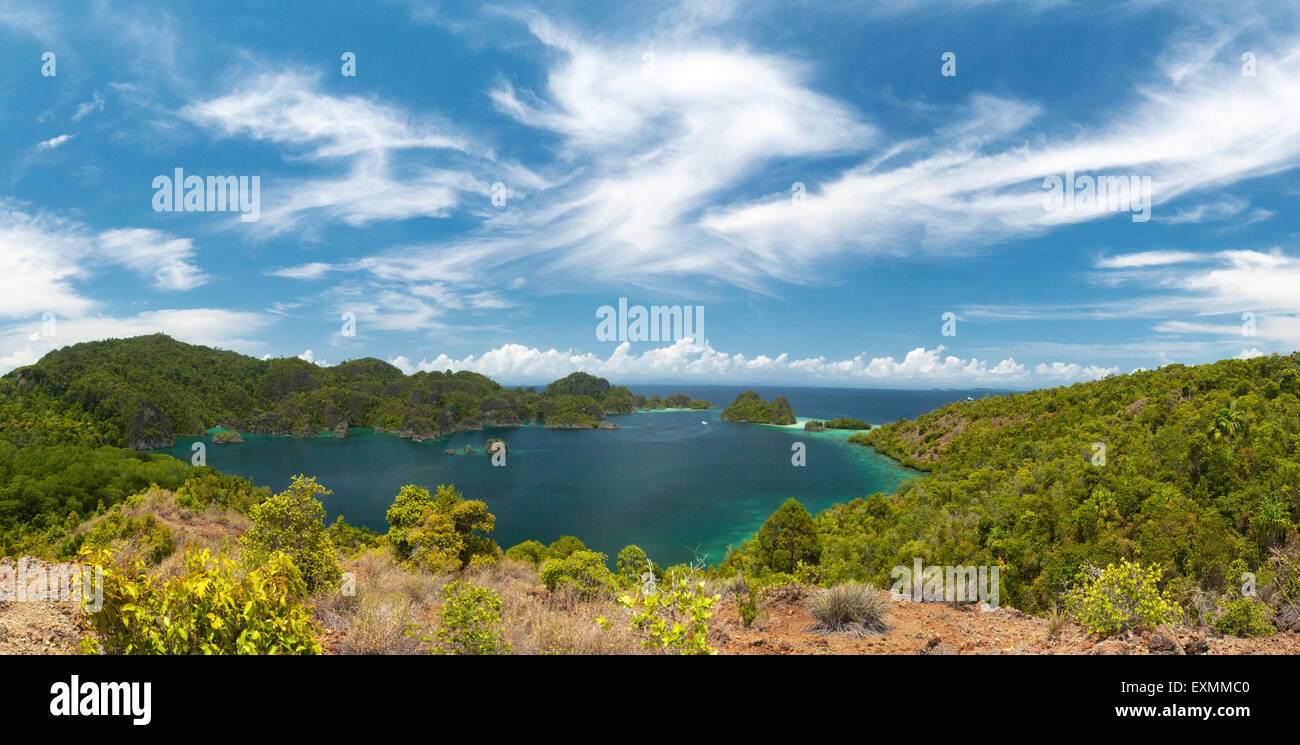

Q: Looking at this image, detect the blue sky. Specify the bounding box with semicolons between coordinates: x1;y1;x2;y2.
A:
2;0;1299;388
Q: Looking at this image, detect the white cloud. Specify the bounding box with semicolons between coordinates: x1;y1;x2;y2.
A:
0;202;96;319
72;91;104;121
389;338;1116;388
1154;195;1250;224
1096;251;1205;269
182;71;467;158
484;16;874;287
97;228;208;291
36;134;74;150
0;204;210;329
297;349;329;366
698;37;1300;282
268;262;335;280
181;71;536;234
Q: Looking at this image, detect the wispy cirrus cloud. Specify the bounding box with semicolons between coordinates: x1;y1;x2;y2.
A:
180;70;546;234
96;228;208;291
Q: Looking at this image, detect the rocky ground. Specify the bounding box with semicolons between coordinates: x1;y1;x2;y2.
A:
709;589;1300;655
0;558;84;654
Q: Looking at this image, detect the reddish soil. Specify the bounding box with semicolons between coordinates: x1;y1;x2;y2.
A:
709;590;1300;655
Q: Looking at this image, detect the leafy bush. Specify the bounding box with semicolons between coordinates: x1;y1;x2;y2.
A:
1064;560;1182;637
1211;594;1275;637
240;474;341;593
539;550;614;599
385;483;499;572
809;582;886;635
547;535;586;559
328;515;383;555
605;581;719;655
60;508;175;565
80;547;323;655
737;582;761;628
411;580;511;655
504;539;550;565
174;471;267;513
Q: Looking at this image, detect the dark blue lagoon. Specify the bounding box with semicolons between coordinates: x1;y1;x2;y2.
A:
156;386;986;565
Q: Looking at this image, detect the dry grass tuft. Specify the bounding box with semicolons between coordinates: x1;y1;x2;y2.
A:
321;552;644;654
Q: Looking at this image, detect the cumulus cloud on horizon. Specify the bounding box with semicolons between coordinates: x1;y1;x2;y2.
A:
387;338;1118;389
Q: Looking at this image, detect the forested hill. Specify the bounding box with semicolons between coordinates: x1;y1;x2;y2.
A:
796;353;1300;612
1;334;709;449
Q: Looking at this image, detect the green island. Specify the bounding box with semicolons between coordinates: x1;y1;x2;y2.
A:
3;336;1298;654
720;390;796;424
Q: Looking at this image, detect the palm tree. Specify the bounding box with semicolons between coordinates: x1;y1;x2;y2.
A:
1210;399;1246;444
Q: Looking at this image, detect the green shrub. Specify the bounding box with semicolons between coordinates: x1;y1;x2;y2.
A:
411;580;511;655
174;471;267;513
604;581;719;655
240;474;341;593
1064;560;1181;637
328;515;383;555
1211;594;1275;637
547;535;586;560
80;547;323;655
539;550;614;599
385;483;500;572
737;582;761;628
504;539;550;565
60;509;175;565
809;582;886;635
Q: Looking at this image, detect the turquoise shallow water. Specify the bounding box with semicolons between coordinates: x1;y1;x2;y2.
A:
156;386;987;565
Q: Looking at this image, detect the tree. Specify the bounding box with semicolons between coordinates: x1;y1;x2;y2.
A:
240;474;341;593
756;498;820;574
1210;399;1247;444
385;483;499;571
504;539;550;565
547;535;586;559
616;544;658;587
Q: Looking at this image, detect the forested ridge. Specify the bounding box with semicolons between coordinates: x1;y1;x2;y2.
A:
720;353;1300;615
3;334;710;448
